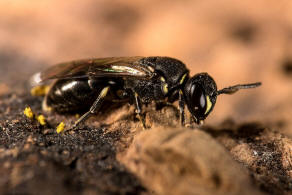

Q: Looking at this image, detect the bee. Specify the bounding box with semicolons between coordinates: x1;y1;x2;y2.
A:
31;56;261;129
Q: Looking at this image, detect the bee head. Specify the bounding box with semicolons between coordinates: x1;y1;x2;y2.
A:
184;73;261;124
184;73;217;124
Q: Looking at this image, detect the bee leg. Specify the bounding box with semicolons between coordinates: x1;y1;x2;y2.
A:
189;116;195;125
179;90;185;126
155;101;173;110
189;116;201;126
71;86;110;129
133;92;146;129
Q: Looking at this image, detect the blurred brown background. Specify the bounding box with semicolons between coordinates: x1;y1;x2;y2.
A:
0;0;292;135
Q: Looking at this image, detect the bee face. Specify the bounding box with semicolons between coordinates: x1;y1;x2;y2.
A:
184;73;217;123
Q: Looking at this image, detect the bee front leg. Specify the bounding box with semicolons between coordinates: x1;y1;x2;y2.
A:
179;90;185;126
133;92;146;129
71;86;110;129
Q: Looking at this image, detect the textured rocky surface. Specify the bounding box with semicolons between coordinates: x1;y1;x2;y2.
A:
120;127;263;195
0;94;292;194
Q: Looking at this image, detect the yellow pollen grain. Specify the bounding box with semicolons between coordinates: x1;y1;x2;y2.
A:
56;122;65;134
24;107;34;119
30;85;50;96
37;115;46;126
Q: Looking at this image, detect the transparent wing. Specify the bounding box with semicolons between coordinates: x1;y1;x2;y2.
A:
32;57;154;85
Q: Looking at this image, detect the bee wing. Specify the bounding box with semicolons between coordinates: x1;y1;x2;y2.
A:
32;57;154;85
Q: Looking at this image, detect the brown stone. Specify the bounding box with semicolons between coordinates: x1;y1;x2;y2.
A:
120;127;263;195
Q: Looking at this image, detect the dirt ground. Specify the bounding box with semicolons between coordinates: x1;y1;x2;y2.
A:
1;0;292;194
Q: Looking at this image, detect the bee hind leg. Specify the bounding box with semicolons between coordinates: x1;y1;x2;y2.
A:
71;86;110;129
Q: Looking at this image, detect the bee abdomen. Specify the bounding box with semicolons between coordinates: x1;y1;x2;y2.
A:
45;79;100;113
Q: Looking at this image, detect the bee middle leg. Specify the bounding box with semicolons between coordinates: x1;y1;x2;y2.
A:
133;92;146;129
179;90;185;126
71;86;110;129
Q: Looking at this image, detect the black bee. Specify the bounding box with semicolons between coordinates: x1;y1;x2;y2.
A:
31;56;261;128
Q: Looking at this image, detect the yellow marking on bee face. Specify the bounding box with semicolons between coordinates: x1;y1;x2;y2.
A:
180;73;188;85
24;107;34;119
163;83;168;94
56;122;65;134
205;95;212;115
160;77;166;82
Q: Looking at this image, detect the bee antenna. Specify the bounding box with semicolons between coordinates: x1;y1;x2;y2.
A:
216;82;261;95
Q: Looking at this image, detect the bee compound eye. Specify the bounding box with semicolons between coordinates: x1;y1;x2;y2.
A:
190;84;207;117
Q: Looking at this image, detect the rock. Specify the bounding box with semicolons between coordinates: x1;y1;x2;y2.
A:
120;127;263;195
